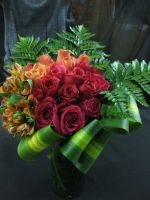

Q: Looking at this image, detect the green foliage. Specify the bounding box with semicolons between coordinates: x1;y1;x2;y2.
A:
49;25;109;69
102;60;150;117
101;104;127;118
0;92;9;97
25;115;35;124
13;111;24;118
0;105;6;113
8;94;27;104
10;25;109;68
10;36;50;65
13;111;35;124
20;79;33;90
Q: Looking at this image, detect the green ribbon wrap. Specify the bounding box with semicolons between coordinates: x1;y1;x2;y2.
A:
17;95;142;173
17;126;64;161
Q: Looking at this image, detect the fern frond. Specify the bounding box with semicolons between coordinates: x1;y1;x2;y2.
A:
124;81;148;107
10;36;51;65
102;60;150;116
101;86;129;115
49;25;109;69
101;104;128;118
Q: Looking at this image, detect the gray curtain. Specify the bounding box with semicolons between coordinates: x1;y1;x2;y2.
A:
72;0;150;62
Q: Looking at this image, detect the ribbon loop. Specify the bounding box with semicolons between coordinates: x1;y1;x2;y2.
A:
17;126;64;161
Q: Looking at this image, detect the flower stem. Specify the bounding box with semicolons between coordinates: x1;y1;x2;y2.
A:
51;151;66;191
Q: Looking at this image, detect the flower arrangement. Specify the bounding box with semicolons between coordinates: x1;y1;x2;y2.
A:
0;26;150;199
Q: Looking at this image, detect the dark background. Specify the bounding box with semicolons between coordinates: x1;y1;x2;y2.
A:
1;1;150;200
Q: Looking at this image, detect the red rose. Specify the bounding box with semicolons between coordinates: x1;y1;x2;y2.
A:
32;88;45;101
76;54;91;64
59;84;79;102
79;75;110;97
75;61;91;74
53;101;70;133
35;97;57;129
47;63;66;80
64;66;85;86
89;67;103;77
31;80;45;101
56;105;85;136
41;75;60;97
81;97;101;118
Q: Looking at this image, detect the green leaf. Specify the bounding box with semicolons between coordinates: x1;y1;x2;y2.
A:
11;35;51;65
0;105;6;113
20;79;33;90
103;59;150;115
25;116;35;124
0;93;9;97
13;111;24;118
8;94;26;104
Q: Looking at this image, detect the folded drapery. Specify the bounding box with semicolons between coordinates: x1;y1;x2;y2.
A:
0;0;70;64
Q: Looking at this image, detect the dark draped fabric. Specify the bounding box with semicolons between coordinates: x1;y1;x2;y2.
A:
0;0;70;64
0;4;4;84
72;0;150;62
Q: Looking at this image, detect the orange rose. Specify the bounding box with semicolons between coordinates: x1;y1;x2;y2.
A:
77;54;91;64
37;54;54;66
24;63;47;80
56;50;76;69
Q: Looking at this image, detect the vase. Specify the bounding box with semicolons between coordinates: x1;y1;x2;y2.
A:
50;153;85;199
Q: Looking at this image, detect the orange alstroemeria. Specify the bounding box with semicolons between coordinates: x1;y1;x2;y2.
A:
56;50;76;69
0;86;5;94
10;63;22;75
2;109;14;122
8;123;34;136
1;63;25;94
17;99;33;117
2;107;17;130
15;123;34;136
2;76;20;93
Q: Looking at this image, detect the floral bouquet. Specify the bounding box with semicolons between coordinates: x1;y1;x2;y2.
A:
0;26;150;199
